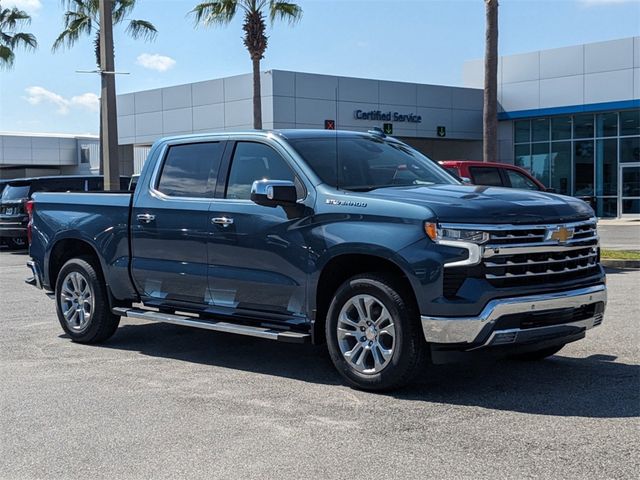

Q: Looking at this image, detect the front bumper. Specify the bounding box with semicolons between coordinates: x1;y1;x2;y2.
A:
421;284;606;348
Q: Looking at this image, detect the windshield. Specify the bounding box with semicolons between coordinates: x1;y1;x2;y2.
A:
288;136;458;191
1;184;30;201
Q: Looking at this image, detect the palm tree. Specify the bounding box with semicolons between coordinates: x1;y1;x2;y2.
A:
191;0;302;130
52;0;157;67
0;3;37;69
483;0;498;162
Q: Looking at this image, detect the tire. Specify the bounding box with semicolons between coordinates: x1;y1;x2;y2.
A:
6;237;27;250
325;273;426;391
509;344;565;361
55;257;120;344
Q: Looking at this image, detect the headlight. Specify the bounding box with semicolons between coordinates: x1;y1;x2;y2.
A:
424;222;487;267
424;222;489;245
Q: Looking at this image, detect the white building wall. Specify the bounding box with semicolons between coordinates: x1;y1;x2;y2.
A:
0;133;98;172
116;70;484;146
462;36;640;162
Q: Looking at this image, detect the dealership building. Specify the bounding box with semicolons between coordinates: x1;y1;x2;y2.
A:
3;37;638;217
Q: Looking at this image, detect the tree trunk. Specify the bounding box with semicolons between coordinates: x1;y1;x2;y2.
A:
99;0;119;190
252;57;262;130
483;0;499;163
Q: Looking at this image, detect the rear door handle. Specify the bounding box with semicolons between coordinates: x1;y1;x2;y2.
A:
212;216;234;226
136;213;155;224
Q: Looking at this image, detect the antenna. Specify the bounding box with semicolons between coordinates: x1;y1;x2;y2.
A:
75;70;130;75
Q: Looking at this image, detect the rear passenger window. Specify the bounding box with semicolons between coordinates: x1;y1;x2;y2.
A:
157;142;223;198
469;167;503;187
226;142;299;200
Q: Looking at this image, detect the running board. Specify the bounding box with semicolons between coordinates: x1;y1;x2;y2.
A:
112;307;310;344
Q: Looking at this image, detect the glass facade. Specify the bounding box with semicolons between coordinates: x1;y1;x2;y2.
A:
513;109;640;217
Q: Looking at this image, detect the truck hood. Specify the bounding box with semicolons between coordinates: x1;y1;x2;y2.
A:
366;184;594;224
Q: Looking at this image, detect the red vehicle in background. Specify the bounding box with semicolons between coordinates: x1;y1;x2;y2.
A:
440;160;552;192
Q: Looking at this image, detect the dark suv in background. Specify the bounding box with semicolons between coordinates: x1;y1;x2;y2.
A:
0;175;129;249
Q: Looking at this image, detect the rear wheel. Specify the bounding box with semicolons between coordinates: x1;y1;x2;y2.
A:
55;257;120;343
326;273;426;391
510;344;565;361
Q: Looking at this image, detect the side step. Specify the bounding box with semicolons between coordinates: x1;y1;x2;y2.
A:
112;307;310;344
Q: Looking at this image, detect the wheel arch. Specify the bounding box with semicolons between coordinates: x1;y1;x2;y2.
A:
311;252;419;344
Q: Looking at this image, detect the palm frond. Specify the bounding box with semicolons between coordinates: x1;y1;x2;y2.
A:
0;43;15;69
9;32;37;50
0;6;32;29
269;1;302;24
125;19;157;41
52;14;92;51
190;1;237;26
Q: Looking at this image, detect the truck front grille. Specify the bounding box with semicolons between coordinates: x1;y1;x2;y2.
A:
481;218;600;289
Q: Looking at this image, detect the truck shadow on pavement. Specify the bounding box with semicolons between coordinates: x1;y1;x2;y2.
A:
93;322;640;419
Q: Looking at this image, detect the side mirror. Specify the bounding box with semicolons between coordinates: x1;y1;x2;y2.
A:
251;179;297;207
460;176;472;185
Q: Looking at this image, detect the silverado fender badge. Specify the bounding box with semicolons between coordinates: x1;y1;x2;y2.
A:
326;199;367;208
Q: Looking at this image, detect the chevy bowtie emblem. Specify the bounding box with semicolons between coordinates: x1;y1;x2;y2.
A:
548;226;575;244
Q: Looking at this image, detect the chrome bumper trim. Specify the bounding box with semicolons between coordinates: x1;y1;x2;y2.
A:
26;260;42;289
421;284;606;344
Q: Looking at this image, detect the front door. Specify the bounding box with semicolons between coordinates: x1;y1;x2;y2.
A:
131;140;226;305
619;164;640;218
206;140;310;320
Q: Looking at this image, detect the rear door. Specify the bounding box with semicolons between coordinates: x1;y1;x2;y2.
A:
131;140;226;305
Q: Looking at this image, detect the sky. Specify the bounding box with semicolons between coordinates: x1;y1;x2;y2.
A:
0;0;639;135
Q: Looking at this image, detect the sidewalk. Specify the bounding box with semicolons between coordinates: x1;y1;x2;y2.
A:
597;219;640;250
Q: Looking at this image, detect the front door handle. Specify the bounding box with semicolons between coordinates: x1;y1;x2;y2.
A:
212;216;234;227
137;213;156;224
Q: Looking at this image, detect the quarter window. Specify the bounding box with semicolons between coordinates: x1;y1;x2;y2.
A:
157;142;223;198
225;142;298;200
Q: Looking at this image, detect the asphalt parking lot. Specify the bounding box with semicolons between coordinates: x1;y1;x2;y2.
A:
1;249;638;480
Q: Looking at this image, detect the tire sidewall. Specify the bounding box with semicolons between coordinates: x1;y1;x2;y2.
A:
325;275;420;390
55;258;108;342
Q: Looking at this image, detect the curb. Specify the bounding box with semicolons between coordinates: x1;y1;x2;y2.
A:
601;258;640;269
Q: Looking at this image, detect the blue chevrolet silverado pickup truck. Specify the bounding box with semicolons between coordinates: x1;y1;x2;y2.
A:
26;129;607;390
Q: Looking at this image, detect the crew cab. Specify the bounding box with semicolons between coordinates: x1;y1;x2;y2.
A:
26;130;606;391
440;160;549;191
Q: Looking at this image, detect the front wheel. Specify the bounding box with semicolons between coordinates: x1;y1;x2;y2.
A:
325;274;426;391
55;257;120;344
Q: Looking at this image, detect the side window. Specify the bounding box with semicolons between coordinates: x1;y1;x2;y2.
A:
226;142;299;200
469;167;504;187
157;142;223;198
506;169;540;190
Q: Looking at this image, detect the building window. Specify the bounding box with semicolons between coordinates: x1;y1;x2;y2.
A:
513;108;640;217
532;118;549;142
620;110;640;136
551;116;572;141
514;120;530;143
550;142;571;195
573;114;594;139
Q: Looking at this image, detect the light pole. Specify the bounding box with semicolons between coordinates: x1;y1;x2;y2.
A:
99;0;120;191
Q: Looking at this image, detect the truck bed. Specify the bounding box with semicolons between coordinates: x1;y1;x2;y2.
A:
29;191;136;299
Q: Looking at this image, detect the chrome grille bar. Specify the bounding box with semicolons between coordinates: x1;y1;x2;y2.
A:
485;262;598;280
484;250;597;268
